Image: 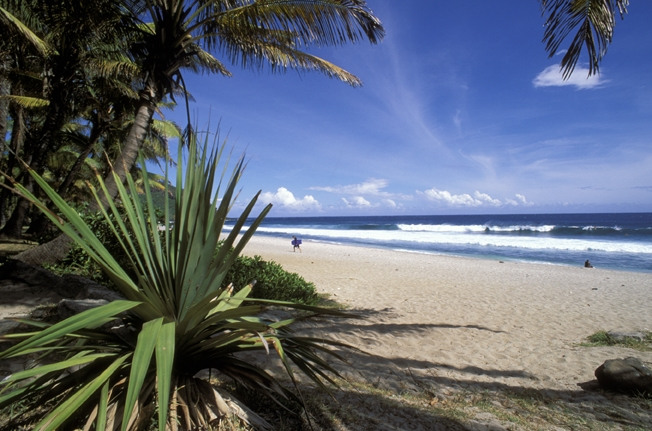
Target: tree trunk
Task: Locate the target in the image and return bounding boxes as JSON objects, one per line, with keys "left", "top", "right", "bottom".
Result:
{"left": 0, "top": 177, "right": 32, "bottom": 238}
{"left": 97, "top": 95, "right": 156, "bottom": 209}
{"left": 0, "top": 74, "right": 8, "bottom": 150}
{"left": 56, "top": 121, "right": 104, "bottom": 198}
{"left": 25, "top": 120, "right": 106, "bottom": 238}
{"left": 15, "top": 87, "right": 158, "bottom": 265}
{"left": 0, "top": 102, "right": 26, "bottom": 229}
{"left": 2, "top": 57, "right": 72, "bottom": 238}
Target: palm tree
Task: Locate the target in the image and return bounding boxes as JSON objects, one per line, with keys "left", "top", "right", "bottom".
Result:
{"left": 106, "top": 0, "right": 384, "bottom": 201}
{"left": 540, "top": 0, "right": 629, "bottom": 79}
{"left": 14, "top": 0, "right": 384, "bottom": 264}
{"left": 0, "top": 0, "right": 139, "bottom": 236}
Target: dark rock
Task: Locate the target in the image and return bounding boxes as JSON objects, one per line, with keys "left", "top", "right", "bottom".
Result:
{"left": 595, "top": 357, "right": 652, "bottom": 396}
{"left": 55, "top": 298, "right": 111, "bottom": 320}
{"left": 1, "top": 258, "right": 121, "bottom": 301}
{"left": 606, "top": 331, "right": 647, "bottom": 343}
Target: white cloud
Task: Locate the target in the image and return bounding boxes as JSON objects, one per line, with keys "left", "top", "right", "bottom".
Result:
{"left": 505, "top": 193, "right": 532, "bottom": 206}
{"left": 422, "top": 188, "right": 481, "bottom": 207}
{"left": 342, "top": 196, "right": 372, "bottom": 208}
{"left": 533, "top": 64, "right": 607, "bottom": 90}
{"left": 473, "top": 191, "right": 502, "bottom": 206}
{"left": 383, "top": 198, "right": 398, "bottom": 209}
{"left": 260, "top": 187, "right": 321, "bottom": 211}
{"left": 420, "top": 188, "right": 530, "bottom": 208}
{"left": 311, "top": 178, "right": 390, "bottom": 196}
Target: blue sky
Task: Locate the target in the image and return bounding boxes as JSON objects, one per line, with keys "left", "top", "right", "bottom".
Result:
{"left": 169, "top": 1, "right": 652, "bottom": 217}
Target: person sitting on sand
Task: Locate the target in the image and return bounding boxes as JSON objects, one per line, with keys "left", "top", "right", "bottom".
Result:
{"left": 584, "top": 259, "right": 593, "bottom": 268}
{"left": 291, "top": 236, "right": 302, "bottom": 252}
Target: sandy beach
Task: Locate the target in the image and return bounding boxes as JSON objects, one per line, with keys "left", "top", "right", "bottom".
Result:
{"left": 1, "top": 236, "right": 650, "bottom": 429}
{"left": 242, "top": 235, "right": 652, "bottom": 429}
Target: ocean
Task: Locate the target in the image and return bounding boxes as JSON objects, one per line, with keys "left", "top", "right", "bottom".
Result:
{"left": 247, "top": 213, "right": 652, "bottom": 273}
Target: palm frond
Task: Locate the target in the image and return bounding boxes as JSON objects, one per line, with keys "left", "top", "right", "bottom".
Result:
{"left": 0, "top": 94, "right": 49, "bottom": 109}
{"left": 204, "top": 0, "right": 384, "bottom": 48}
{"left": 541, "top": 0, "right": 629, "bottom": 79}
{"left": 0, "top": 6, "right": 54, "bottom": 57}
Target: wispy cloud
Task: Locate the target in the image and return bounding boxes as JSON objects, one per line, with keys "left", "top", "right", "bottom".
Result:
{"left": 311, "top": 178, "right": 392, "bottom": 196}
{"left": 260, "top": 187, "right": 321, "bottom": 212}
{"left": 310, "top": 179, "right": 408, "bottom": 211}
{"left": 533, "top": 64, "right": 607, "bottom": 89}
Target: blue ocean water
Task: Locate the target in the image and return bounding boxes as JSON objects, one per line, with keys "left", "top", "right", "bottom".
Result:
{"left": 248, "top": 213, "right": 652, "bottom": 273}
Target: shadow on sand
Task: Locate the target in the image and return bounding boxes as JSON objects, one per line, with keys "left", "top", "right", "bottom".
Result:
{"left": 292, "top": 307, "right": 652, "bottom": 430}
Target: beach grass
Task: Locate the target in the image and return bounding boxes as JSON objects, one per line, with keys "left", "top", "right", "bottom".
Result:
{"left": 582, "top": 331, "right": 652, "bottom": 351}
{"left": 283, "top": 375, "right": 652, "bottom": 430}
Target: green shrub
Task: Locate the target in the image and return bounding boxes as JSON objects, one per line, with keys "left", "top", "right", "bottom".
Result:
{"left": 2, "top": 137, "right": 351, "bottom": 430}
{"left": 225, "top": 254, "right": 319, "bottom": 305}
{"left": 584, "top": 330, "right": 652, "bottom": 351}
{"left": 47, "top": 204, "right": 163, "bottom": 284}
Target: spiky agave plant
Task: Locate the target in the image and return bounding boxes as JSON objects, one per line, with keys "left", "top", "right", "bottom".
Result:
{"left": 0, "top": 135, "right": 351, "bottom": 430}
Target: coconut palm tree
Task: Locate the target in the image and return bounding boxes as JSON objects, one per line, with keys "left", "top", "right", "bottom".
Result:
{"left": 540, "top": 0, "right": 629, "bottom": 79}
{"left": 13, "top": 0, "right": 383, "bottom": 263}
{"left": 0, "top": 0, "right": 139, "bottom": 236}
{"left": 107, "top": 0, "right": 384, "bottom": 196}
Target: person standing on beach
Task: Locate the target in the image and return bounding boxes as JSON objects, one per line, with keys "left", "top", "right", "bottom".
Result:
{"left": 291, "top": 236, "right": 302, "bottom": 252}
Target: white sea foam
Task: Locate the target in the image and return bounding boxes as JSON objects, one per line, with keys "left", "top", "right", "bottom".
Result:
{"left": 396, "top": 223, "right": 556, "bottom": 233}
{"left": 254, "top": 226, "right": 652, "bottom": 254}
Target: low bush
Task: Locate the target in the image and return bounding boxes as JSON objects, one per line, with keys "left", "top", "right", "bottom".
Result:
{"left": 584, "top": 330, "right": 652, "bottom": 351}
{"left": 224, "top": 254, "right": 319, "bottom": 305}
{"left": 51, "top": 216, "right": 317, "bottom": 306}
{"left": 47, "top": 205, "right": 161, "bottom": 284}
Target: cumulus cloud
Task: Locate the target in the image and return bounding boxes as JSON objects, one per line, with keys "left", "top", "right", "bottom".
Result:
{"left": 515, "top": 194, "right": 529, "bottom": 205}
{"left": 420, "top": 188, "right": 530, "bottom": 208}
{"left": 311, "top": 178, "right": 407, "bottom": 210}
{"left": 260, "top": 187, "right": 321, "bottom": 211}
{"left": 505, "top": 193, "right": 533, "bottom": 206}
{"left": 533, "top": 64, "right": 607, "bottom": 90}
{"left": 422, "top": 188, "right": 481, "bottom": 206}
{"left": 473, "top": 191, "right": 502, "bottom": 206}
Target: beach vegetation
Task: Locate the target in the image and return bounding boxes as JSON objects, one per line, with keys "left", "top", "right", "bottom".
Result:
{"left": 224, "top": 254, "right": 320, "bottom": 305}
{"left": 0, "top": 134, "right": 353, "bottom": 430}
{"left": 583, "top": 330, "right": 652, "bottom": 351}
{"left": 45, "top": 225, "right": 320, "bottom": 306}
{"left": 330, "top": 376, "right": 651, "bottom": 430}
{"left": 43, "top": 202, "right": 163, "bottom": 283}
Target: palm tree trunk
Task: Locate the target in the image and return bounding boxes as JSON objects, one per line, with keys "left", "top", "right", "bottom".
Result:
{"left": 2, "top": 63, "right": 73, "bottom": 238}
{"left": 15, "top": 87, "right": 158, "bottom": 265}
{"left": 0, "top": 105, "right": 27, "bottom": 235}
{"left": 0, "top": 175, "right": 32, "bottom": 238}
{"left": 0, "top": 75, "right": 8, "bottom": 150}
{"left": 57, "top": 119, "right": 106, "bottom": 198}
{"left": 98, "top": 91, "right": 157, "bottom": 208}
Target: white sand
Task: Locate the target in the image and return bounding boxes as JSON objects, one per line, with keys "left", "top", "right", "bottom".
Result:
{"left": 242, "top": 236, "right": 652, "bottom": 394}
